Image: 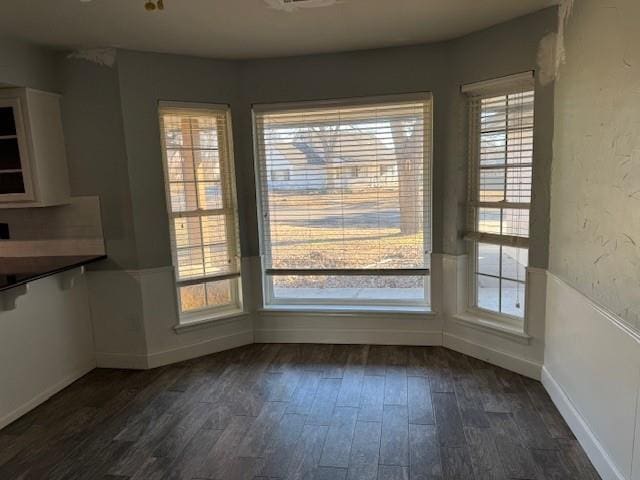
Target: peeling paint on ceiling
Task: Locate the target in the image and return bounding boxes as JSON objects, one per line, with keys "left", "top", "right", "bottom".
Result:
{"left": 264, "top": 0, "right": 338, "bottom": 12}
{"left": 67, "top": 48, "right": 117, "bottom": 67}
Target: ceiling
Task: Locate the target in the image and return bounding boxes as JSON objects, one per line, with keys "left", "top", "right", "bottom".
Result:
{"left": 1, "top": 0, "right": 557, "bottom": 59}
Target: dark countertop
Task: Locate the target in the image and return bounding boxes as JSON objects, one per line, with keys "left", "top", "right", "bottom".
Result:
{"left": 0, "top": 255, "right": 107, "bottom": 291}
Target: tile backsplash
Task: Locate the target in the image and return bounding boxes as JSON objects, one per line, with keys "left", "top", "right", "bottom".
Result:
{"left": 0, "top": 196, "right": 104, "bottom": 240}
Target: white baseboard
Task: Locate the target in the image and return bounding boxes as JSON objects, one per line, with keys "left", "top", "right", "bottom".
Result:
{"left": 443, "top": 332, "right": 542, "bottom": 379}
{"left": 95, "top": 351, "right": 150, "bottom": 369}
{"left": 95, "top": 330, "right": 254, "bottom": 370}
{"left": 542, "top": 366, "right": 625, "bottom": 480}
{"left": 0, "top": 363, "right": 94, "bottom": 430}
{"left": 255, "top": 328, "right": 442, "bottom": 345}
{"left": 146, "top": 330, "right": 254, "bottom": 368}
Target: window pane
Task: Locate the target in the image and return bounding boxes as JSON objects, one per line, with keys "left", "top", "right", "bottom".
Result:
{"left": 266, "top": 188, "right": 425, "bottom": 269}
{"left": 176, "top": 247, "right": 205, "bottom": 278}
{"left": 480, "top": 131, "right": 506, "bottom": 166}
{"left": 174, "top": 217, "right": 202, "bottom": 249}
{"left": 162, "top": 115, "right": 191, "bottom": 147}
{"left": 169, "top": 182, "right": 197, "bottom": 212}
{"left": 476, "top": 90, "right": 534, "bottom": 206}
{"left": 501, "top": 246, "right": 528, "bottom": 281}
{"left": 203, "top": 244, "right": 229, "bottom": 275}
{"left": 196, "top": 149, "right": 221, "bottom": 181}
{"left": 479, "top": 168, "right": 505, "bottom": 202}
{"left": 477, "top": 208, "right": 501, "bottom": 234}
{"left": 480, "top": 95, "right": 507, "bottom": 133}
{"left": 505, "top": 166, "right": 532, "bottom": 203}
{"left": 502, "top": 208, "right": 529, "bottom": 237}
{"left": 476, "top": 274, "right": 499, "bottom": 312}
{"left": 477, "top": 243, "right": 500, "bottom": 276}
{"left": 201, "top": 214, "right": 227, "bottom": 244}
{"left": 197, "top": 181, "right": 223, "bottom": 209}
{"left": 507, "top": 128, "right": 533, "bottom": 165}
{"left": 180, "top": 283, "right": 206, "bottom": 312}
{"left": 191, "top": 116, "right": 219, "bottom": 149}
{"left": 166, "top": 149, "right": 195, "bottom": 182}
{"left": 206, "top": 279, "right": 232, "bottom": 306}
{"left": 272, "top": 275, "right": 427, "bottom": 303}
{"left": 180, "top": 280, "right": 235, "bottom": 312}
{"left": 500, "top": 279, "right": 525, "bottom": 318}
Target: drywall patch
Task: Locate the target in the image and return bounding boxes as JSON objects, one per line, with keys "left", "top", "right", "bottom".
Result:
{"left": 555, "top": 0, "right": 575, "bottom": 67}
{"left": 556, "top": 0, "right": 575, "bottom": 70}
{"left": 537, "top": 0, "right": 574, "bottom": 84}
{"left": 537, "top": 32, "right": 558, "bottom": 86}
{"left": 67, "top": 48, "right": 116, "bottom": 67}
{"left": 264, "top": 0, "right": 337, "bottom": 12}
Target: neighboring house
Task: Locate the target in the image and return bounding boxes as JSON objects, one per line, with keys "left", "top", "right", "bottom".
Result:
{"left": 265, "top": 130, "right": 399, "bottom": 192}
{"left": 266, "top": 143, "right": 328, "bottom": 191}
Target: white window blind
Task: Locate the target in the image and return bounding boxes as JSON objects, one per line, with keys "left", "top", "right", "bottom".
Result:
{"left": 159, "top": 103, "right": 241, "bottom": 318}
{"left": 467, "top": 89, "right": 534, "bottom": 246}
{"left": 254, "top": 94, "right": 432, "bottom": 306}
{"left": 464, "top": 73, "right": 534, "bottom": 319}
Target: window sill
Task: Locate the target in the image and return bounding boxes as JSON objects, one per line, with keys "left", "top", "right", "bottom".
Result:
{"left": 259, "top": 304, "right": 434, "bottom": 317}
{"left": 451, "top": 311, "right": 531, "bottom": 344}
{"left": 174, "top": 308, "right": 248, "bottom": 334}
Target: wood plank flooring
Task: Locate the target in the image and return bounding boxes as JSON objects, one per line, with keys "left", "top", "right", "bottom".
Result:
{"left": 0, "top": 344, "right": 600, "bottom": 479}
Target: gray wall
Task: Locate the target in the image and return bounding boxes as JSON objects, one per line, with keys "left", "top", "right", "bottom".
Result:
{"left": 115, "top": 50, "right": 241, "bottom": 269}
{"left": 0, "top": 37, "right": 59, "bottom": 91}
{"left": 58, "top": 56, "right": 139, "bottom": 269}
{"left": 0, "top": 7, "right": 558, "bottom": 277}
{"left": 549, "top": 0, "right": 640, "bottom": 328}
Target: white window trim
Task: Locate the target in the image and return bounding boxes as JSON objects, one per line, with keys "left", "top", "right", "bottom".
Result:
{"left": 173, "top": 308, "right": 248, "bottom": 334}
{"left": 158, "top": 101, "right": 243, "bottom": 325}
{"left": 463, "top": 73, "right": 535, "bottom": 325}
{"left": 451, "top": 311, "right": 532, "bottom": 344}
{"left": 252, "top": 93, "right": 433, "bottom": 310}
{"left": 460, "top": 71, "right": 534, "bottom": 97}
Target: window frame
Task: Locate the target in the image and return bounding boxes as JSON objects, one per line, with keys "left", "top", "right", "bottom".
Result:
{"left": 158, "top": 101, "right": 243, "bottom": 324}
{"left": 463, "top": 73, "right": 534, "bottom": 323}
{"left": 467, "top": 241, "right": 528, "bottom": 326}
{"left": 252, "top": 93, "right": 433, "bottom": 310}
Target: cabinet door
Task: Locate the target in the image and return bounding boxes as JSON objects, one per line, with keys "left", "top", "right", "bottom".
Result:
{"left": 0, "top": 99, "right": 34, "bottom": 201}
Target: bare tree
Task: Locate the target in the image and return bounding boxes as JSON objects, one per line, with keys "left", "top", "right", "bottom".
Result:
{"left": 293, "top": 124, "right": 354, "bottom": 191}
{"left": 390, "top": 118, "right": 422, "bottom": 235}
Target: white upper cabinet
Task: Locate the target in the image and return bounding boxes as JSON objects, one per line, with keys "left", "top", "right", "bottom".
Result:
{"left": 0, "top": 88, "right": 70, "bottom": 208}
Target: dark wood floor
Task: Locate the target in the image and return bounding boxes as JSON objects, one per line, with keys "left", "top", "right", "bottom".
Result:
{"left": 0, "top": 344, "right": 599, "bottom": 480}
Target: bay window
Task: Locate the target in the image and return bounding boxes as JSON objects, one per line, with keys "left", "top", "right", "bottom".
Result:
{"left": 253, "top": 94, "right": 432, "bottom": 308}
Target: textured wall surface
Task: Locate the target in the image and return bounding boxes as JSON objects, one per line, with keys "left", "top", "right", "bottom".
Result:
{"left": 549, "top": 0, "right": 640, "bottom": 328}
